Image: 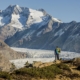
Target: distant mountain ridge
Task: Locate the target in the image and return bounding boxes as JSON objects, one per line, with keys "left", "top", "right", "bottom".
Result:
{"left": 0, "top": 5, "right": 80, "bottom": 52}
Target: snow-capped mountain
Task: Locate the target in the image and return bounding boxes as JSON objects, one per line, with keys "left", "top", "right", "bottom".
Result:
{"left": 0, "top": 5, "right": 61, "bottom": 28}
{"left": 0, "top": 5, "right": 61, "bottom": 40}
{"left": 0, "top": 5, "right": 80, "bottom": 53}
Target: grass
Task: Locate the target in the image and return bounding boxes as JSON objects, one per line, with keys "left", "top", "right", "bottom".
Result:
{"left": 0, "top": 71, "right": 12, "bottom": 80}
{"left": 56, "top": 63, "right": 71, "bottom": 71}
{"left": 0, "top": 63, "right": 73, "bottom": 80}
{"left": 15, "top": 64, "right": 63, "bottom": 79}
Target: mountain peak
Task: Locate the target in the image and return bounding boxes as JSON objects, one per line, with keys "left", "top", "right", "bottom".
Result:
{"left": 3, "top": 4, "right": 22, "bottom": 15}
{"left": 14, "top": 4, "right": 20, "bottom": 7}
{"left": 38, "top": 8, "right": 48, "bottom": 15}
{"left": 7, "top": 4, "right": 20, "bottom": 9}
{"left": 38, "top": 8, "right": 46, "bottom": 12}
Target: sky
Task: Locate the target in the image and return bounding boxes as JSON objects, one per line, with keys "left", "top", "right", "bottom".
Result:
{"left": 0, "top": 0, "right": 80, "bottom": 22}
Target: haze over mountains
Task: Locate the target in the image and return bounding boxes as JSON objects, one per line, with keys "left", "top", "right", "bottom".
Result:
{"left": 0, "top": 5, "right": 80, "bottom": 52}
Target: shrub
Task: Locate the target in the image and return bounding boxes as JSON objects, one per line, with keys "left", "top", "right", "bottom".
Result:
{"left": 15, "top": 64, "right": 62, "bottom": 79}
{"left": 10, "top": 63, "right": 16, "bottom": 72}
{"left": 77, "top": 65, "right": 80, "bottom": 70}
{"left": 0, "top": 71, "right": 12, "bottom": 80}
{"left": 25, "top": 61, "right": 29, "bottom": 66}
{"left": 56, "top": 63, "right": 71, "bottom": 71}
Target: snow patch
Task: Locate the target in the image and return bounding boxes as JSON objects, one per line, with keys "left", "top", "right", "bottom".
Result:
{"left": 0, "top": 16, "right": 4, "bottom": 26}
{"left": 54, "top": 29, "right": 64, "bottom": 36}
{"left": 36, "top": 30, "right": 42, "bottom": 36}
{"left": 52, "top": 18, "right": 62, "bottom": 23}
{"left": 37, "top": 15, "right": 50, "bottom": 29}
{"left": 26, "top": 8, "right": 44, "bottom": 26}
{"left": 11, "top": 14, "right": 26, "bottom": 29}
{"left": 14, "top": 5, "right": 22, "bottom": 12}
{"left": 29, "top": 8, "right": 43, "bottom": 23}
{"left": 22, "top": 30, "right": 35, "bottom": 39}
{"left": 69, "top": 34, "right": 79, "bottom": 39}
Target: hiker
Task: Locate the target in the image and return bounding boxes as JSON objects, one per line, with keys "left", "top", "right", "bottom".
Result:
{"left": 54, "top": 46, "right": 61, "bottom": 61}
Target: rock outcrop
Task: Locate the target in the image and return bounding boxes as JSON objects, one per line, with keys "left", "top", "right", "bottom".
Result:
{"left": 0, "top": 40, "right": 27, "bottom": 71}
{"left": 0, "top": 40, "right": 27, "bottom": 60}
{"left": 0, "top": 53, "right": 11, "bottom": 71}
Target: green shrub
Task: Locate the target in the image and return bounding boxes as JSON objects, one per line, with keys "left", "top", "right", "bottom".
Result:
{"left": 10, "top": 63, "right": 16, "bottom": 72}
{"left": 0, "top": 71, "right": 12, "bottom": 80}
{"left": 25, "top": 61, "right": 29, "bottom": 67}
{"left": 56, "top": 63, "right": 71, "bottom": 71}
{"left": 15, "top": 64, "right": 62, "bottom": 79}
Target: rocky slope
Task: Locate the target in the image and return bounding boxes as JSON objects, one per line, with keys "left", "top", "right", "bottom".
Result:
{"left": 0, "top": 40, "right": 27, "bottom": 60}
{"left": 0, "top": 40, "right": 27, "bottom": 72}
{"left": 0, "top": 53, "right": 11, "bottom": 71}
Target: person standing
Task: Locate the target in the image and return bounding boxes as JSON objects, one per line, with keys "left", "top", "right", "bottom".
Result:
{"left": 54, "top": 46, "right": 61, "bottom": 61}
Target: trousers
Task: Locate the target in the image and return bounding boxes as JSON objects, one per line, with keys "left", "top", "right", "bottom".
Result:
{"left": 55, "top": 53, "right": 59, "bottom": 60}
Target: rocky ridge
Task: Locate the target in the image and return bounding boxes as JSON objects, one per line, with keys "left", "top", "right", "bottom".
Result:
{"left": 0, "top": 40, "right": 27, "bottom": 71}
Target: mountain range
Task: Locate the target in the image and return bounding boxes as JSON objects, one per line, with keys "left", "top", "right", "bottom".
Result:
{"left": 0, "top": 5, "right": 80, "bottom": 52}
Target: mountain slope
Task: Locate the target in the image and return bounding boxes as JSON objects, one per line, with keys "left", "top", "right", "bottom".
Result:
{"left": 0, "top": 40, "right": 27, "bottom": 60}
{"left": 0, "top": 5, "right": 80, "bottom": 52}
{"left": 0, "top": 38, "right": 27, "bottom": 71}
{"left": 5, "top": 21, "right": 80, "bottom": 52}
{"left": 0, "top": 5, "right": 61, "bottom": 41}
{"left": 0, "top": 53, "right": 11, "bottom": 71}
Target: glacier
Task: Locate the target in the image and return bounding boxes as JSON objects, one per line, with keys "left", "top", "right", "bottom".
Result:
{"left": 10, "top": 47, "right": 80, "bottom": 69}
